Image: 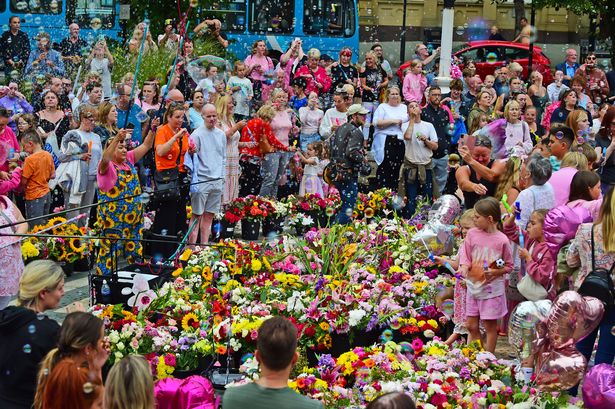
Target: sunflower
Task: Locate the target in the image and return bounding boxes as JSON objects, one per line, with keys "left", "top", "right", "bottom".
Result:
{"left": 103, "top": 218, "right": 116, "bottom": 229}
{"left": 124, "top": 212, "right": 137, "bottom": 224}
{"left": 368, "top": 200, "right": 376, "bottom": 208}
{"left": 123, "top": 228, "right": 131, "bottom": 237}
{"left": 365, "top": 207, "right": 375, "bottom": 218}
{"left": 107, "top": 202, "right": 117, "bottom": 213}
{"left": 181, "top": 313, "right": 199, "bottom": 331}
{"left": 69, "top": 238, "right": 86, "bottom": 253}
{"left": 126, "top": 241, "right": 136, "bottom": 252}
{"left": 106, "top": 186, "right": 120, "bottom": 199}
{"left": 357, "top": 203, "right": 365, "bottom": 211}
{"left": 105, "top": 258, "right": 113, "bottom": 269}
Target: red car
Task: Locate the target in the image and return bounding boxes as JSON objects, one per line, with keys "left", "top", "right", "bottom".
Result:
{"left": 397, "top": 41, "right": 553, "bottom": 84}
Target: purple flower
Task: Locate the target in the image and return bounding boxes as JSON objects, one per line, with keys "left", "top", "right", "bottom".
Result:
{"left": 459, "top": 367, "right": 471, "bottom": 380}
{"left": 318, "top": 354, "right": 335, "bottom": 368}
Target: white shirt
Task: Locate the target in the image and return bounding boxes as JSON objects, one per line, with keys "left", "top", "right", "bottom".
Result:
{"left": 371, "top": 103, "right": 409, "bottom": 165}
{"left": 401, "top": 120, "right": 438, "bottom": 165}
{"left": 319, "top": 108, "right": 347, "bottom": 139}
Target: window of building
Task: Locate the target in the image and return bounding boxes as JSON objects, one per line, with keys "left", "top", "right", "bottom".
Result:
{"left": 66, "top": 0, "right": 115, "bottom": 29}
{"left": 303, "top": 0, "right": 355, "bottom": 37}
{"left": 249, "top": 0, "right": 294, "bottom": 33}
{"left": 11, "top": 0, "right": 62, "bottom": 14}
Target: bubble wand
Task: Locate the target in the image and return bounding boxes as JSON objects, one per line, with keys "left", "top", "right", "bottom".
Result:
{"left": 122, "top": 17, "right": 150, "bottom": 128}
{"left": 419, "top": 235, "right": 456, "bottom": 276}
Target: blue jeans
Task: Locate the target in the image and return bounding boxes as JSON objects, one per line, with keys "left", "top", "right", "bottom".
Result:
{"left": 404, "top": 168, "right": 433, "bottom": 218}
{"left": 570, "top": 306, "right": 615, "bottom": 395}
{"left": 362, "top": 101, "right": 379, "bottom": 140}
{"left": 300, "top": 133, "right": 321, "bottom": 152}
{"left": 431, "top": 155, "right": 449, "bottom": 196}
{"left": 259, "top": 151, "right": 291, "bottom": 198}
{"left": 334, "top": 178, "right": 358, "bottom": 225}
{"left": 25, "top": 192, "right": 51, "bottom": 228}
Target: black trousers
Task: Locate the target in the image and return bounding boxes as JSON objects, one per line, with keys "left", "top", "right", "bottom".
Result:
{"left": 376, "top": 135, "right": 405, "bottom": 191}
{"left": 239, "top": 160, "right": 262, "bottom": 197}
{"left": 150, "top": 173, "right": 189, "bottom": 259}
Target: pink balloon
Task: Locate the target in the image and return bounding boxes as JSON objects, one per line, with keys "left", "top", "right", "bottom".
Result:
{"left": 546, "top": 291, "right": 604, "bottom": 349}
{"left": 535, "top": 345, "right": 586, "bottom": 391}
{"left": 582, "top": 364, "right": 615, "bottom": 409}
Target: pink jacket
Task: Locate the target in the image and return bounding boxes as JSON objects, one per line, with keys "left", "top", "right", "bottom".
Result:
{"left": 504, "top": 222, "right": 556, "bottom": 299}
{"left": 0, "top": 167, "right": 21, "bottom": 195}
{"left": 294, "top": 65, "right": 332, "bottom": 95}
{"left": 402, "top": 72, "right": 427, "bottom": 103}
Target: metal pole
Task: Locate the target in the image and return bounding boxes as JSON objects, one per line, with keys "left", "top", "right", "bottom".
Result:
{"left": 434, "top": 0, "right": 456, "bottom": 93}
{"left": 400, "top": 0, "right": 408, "bottom": 64}
{"left": 527, "top": 1, "right": 535, "bottom": 82}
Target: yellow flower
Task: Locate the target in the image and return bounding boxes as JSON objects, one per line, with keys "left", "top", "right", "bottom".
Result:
{"left": 251, "top": 259, "right": 262, "bottom": 272}
{"left": 364, "top": 207, "right": 375, "bottom": 218}
{"left": 21, "top": 241, "right": 40, "bottom": 259}
{"left": 171, "top": 267, "right": 184, "bottom": 277}
{"left": 368, "top": 200, "right": 376, "bottom": 208}
{"left": 106, "top": 186, "right": 120, "bottom": 199}
{"left": 263, "top": 257, "right": 271, "bottom": 270}
{"left": 319, "top": 322, "right": 330, "bottom": 331}
{"left": 357, "top": 203, "right": 365, "bottom": 211}
{"left": 181, "top": 312, "right": 199, "bottom": 331}
{"left": 179, "top": 248, "right": 192, "bottom": 261}
{"left": 69, "top": 238, "right": 86, "bottom": 253}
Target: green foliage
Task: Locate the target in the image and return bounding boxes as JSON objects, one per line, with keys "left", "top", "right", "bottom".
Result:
{"left": 109, "top": 37, "right": 222, "bottom": 87}
{"left": 532, "top": 0, "right": 596, "bottom": 15}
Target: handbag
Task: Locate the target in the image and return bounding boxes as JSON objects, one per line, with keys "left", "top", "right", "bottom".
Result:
{"left": 154, "top": 134, "right": 182, "bottom": 201}
{"left": 577, "top": 227, "right": 615, "bottom": 309}
{"left": 518, "top": 271, "right": 548, "bottom": 301}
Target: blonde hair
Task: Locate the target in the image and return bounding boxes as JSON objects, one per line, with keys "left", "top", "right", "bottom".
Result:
{"left": 105, "top": 355, "right": 154, "bottom": 409}
{"left": 495, "top": 156, "right": 522, "bottom": 200}
{"left": 560, "top": 151, "right": 588, "bottom": 170}
{"left": 599, "top": 188, "right": 615, "bottom": 252}
{"left": 460, "top": 209, "right": 476, "bottom": 226}
{"left": 503, "top": 100, "right": 520, "bottom": 121}
{"left": 17, "top": 260, "right": 64, "bottom": 308}
{"left": 215, "top": 94, "right": 234, "bottom": 124}
{"left": 385, "top": 86, "right": 401, "bottom": 101}
{"left": 565, "top": 109, "right": 589, "bottom": 149}
{"left": 341, "top": 84, "right": 355, "bottom": 95}
{"left": 232, "top": 60, "right": 246, "bottom": 75}
{"left": 307, "top": 48, "right": 321, "bottom": 59}
{"left": 256, "top": 104, "right": 276, "bottom": 122}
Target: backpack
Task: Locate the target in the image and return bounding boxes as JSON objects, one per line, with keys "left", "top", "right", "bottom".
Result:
{"left": 543, "top": 205, "right": 592, "bottom": 259}
{"left": 577, "top": 227, "right": 615, "bottom": 309}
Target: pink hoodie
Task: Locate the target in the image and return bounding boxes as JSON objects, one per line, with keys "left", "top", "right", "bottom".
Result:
{"left": 402, "top": 71, "right": 427, "bottom": 103}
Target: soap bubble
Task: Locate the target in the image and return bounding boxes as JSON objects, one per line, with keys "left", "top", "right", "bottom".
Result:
{"left": 391, "top": 195, "right": 404, "bottom": 210}
{"left": 455, "top": 26, "right": 465, "bottom": 36}
{"left": 139, "top": 192, "right": 150, "bottom": 205}
{"left": 36, "top": 313, "right": 45, "bottom": 320}
{"left": 23, "top": 344, "right": 32, "bottom": 354}
{"left": 189, "top": 0, "right": 198, "bottom": 7}
{"left": 441, "top": 299, "right": 454, "bottom": 318}
{"left": 135, "top": 110, "right": 149, "bottom": 123}
{"left": 28, "top": 324, "right": 36, "bottom": 334}
{"left": 24, "top": 14, "right": 33, "bottom": 24}
{"left": 34, "top": 16, "right": 42, "bottom": 25}
{"left": 486, "top": 52, "right": 498, "bottom": 64}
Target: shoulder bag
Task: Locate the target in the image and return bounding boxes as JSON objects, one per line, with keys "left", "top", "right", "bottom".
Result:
{"left": 154, "top": 134, "right": 182, "bottom": 201}
{"left": 577, "top": 226, "right": 615, "bottom": 309}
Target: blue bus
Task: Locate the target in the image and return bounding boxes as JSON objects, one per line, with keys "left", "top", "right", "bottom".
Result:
{"left": 212, "top": 0, "right": 359, "bottom": 62}
{"left": 0, "top": 0, "right": 121, "bottom": 43}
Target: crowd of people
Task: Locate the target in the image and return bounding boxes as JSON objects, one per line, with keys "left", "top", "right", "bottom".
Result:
{"left": 0, "top": 14, "right": 614, "bottom": 409}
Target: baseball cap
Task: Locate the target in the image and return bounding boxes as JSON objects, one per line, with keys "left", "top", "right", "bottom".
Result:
{"left": 347, "top": 104, "right": 369, "bottom": 116}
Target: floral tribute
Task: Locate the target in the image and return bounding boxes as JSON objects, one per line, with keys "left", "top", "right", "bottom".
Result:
{"left": 21, "top": 217, "right": 92, "bottom": 263}
{"left": 85, "top": 206, "right": 578, "bottom": 407}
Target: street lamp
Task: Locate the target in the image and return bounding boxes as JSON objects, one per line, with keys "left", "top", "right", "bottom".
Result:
{"left": 400, "top": 0, "right": 408, "bottom": 64}
{"left": 434, "top": 0, "right": 456, "bottom": 93}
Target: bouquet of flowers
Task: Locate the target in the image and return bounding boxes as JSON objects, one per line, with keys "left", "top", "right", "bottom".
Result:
{"left": 21, "top": 217, "right": 92, "bottom": 264}
{"left": 353, "top": 188, "right": 395, "bottom": 219}
{"left": 223, "top": 195, "right": 276, "bottom": 223}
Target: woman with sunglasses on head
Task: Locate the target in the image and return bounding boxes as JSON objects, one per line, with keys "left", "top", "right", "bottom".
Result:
{"left": 329, "top": 47, "right": 359, "bottom": 95}
{"left": 596, "top": 106, "right": 615, "bottom": 195}
{"left": 456, "top": 135, "right": 506, "bottom": 209}
{"left": 150, "top": 102, "right": 191, "bottom": 258}
{"left": 550, "top": 89, "right": 579, "bottom": 125}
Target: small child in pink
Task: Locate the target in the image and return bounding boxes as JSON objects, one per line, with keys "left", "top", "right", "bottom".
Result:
{"left": 458, "top": 197, "right": 513, "bottom": 353}
{"left": 402, "top": 60, "right": 427, "bottom": 104}
{"left": 436, "top": 209, "right": 476, "bottom": 346}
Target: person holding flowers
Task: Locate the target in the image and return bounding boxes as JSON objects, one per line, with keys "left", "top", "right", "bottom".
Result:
{"left": 457, "top": 197, "right": 513, "bottom": 353}
{"left": 95, "top": 124, "right": 155, "bottom": 276}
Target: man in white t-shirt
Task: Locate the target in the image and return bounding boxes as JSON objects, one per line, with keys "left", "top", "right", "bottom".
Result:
{"left": 399, "top": 101, "right": 438, "bottom": 217}
{"left": 319, "top": 92, "right": 348, "bottom": 140}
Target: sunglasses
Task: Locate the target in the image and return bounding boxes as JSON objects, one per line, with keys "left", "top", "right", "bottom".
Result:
{"left": 475, "top": 138, "right": 492, "bottom": 148}
{"left": 587, "top": 56, "right": 596, "bottom": 61}
{"left": 340, "top": 51, "right": 352, "bottom": 57}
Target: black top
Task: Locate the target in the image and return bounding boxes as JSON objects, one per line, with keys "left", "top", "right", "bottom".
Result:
{"left": 596, "top": 135, "right": 615, "bottom": 184}
{"left": 464, "top": 160, "right": 498, "bottom": 209}
{"left": 360, "top": 66, "right": 387, "bottom": 103}
{"left": 489, "top": 33, "right": 506, "bottom": 41}
{"left": 56, "top": 37, "right": 88, "bottom": 57}
{"left": 0, "top": 30, "right": 31, "bottom": 66}
{"left": 330, "top": 64, "right": 358, "bottom": 93}
{"left": 421, "top": 104, "right": 451, "bottom": 159}
{"left": 0, "top": 306, "right": 60, "bottom": 409}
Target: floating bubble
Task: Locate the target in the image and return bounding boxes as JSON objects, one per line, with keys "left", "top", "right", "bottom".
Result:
{"left": 34, "top": 16, "right": 42, "bottom": 25}
{"left": 189, "top": 0, "right": 198, "bottom": 7}
{"left": 135, "top": 110, "right": 149, "bottom": 123}
{"left": 160, "top": 229, "right": 168, "bottom": 236}
{"left": 36, "top": 313, "right": 45, "bottom": 320}
{"left": 441, "top": 299, "right": 454, "bottom": 318}
{"left": 391, "top": 195, "right": 404, "bottom": 210}
{"left": 455, "top": 26, "right": 465, "bottom": 36}
{"left": 399, "top": 341, "right": 412, "bottom": 353}
{"left": 345, "top": 208, "right": 353, "bottom": 217}
{"left": 23, "top": 344, "right": 32, "bottom": 354}
{"left": 24, "top": 14, "right": 33, "bottom": 24}
{"left": 139, "top": 192, "right": 150, "bottom": 205}
{"left": 380, "top": 329, "right": 394, "bottom": 342}
{"left": 486, "top": 52, "right": 498, "bottom": 64}
{"left": 10, "top": 70, "right": 19, "bottom": 80}
{"left": 1, "top": 25, "right": 8, "bottom": 32}
{"left": 28, "top": 324, "right": 36, "bottom": 334}
{"left": 90, "top": 18, "right": 102, "bottom": 31}
{"left": 50, "top": 0, "right": 58, "bottom": 12}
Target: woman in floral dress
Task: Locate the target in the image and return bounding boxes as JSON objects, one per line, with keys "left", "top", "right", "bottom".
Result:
{"left": 216, "top": 94, "right": 247, "bottom": 204}
{"left": 95, "top": 125, "right": 155, "bottom": 276}
{"left": 0, "top": 194, "right": 28, "bottom": 309}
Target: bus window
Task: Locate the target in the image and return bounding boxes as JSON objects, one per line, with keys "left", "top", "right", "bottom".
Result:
{"left": 304, "top": 0, "right": 354, "bottom": 37}
{"left": 211, "top": 0, "right": 246, "bottom": 32}
{"left": 67, "top": 0, "right": 116, "bottom": 30}
{"left": 11, "top": 0, "right": 62, "bottom": 14}
{"left": 249, "top": 0, "right": 294, "bottom": 33}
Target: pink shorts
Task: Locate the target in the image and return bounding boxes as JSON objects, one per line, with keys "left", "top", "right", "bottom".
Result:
{"left": 465, "top": 293, "right": 508, "bottom": 320}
